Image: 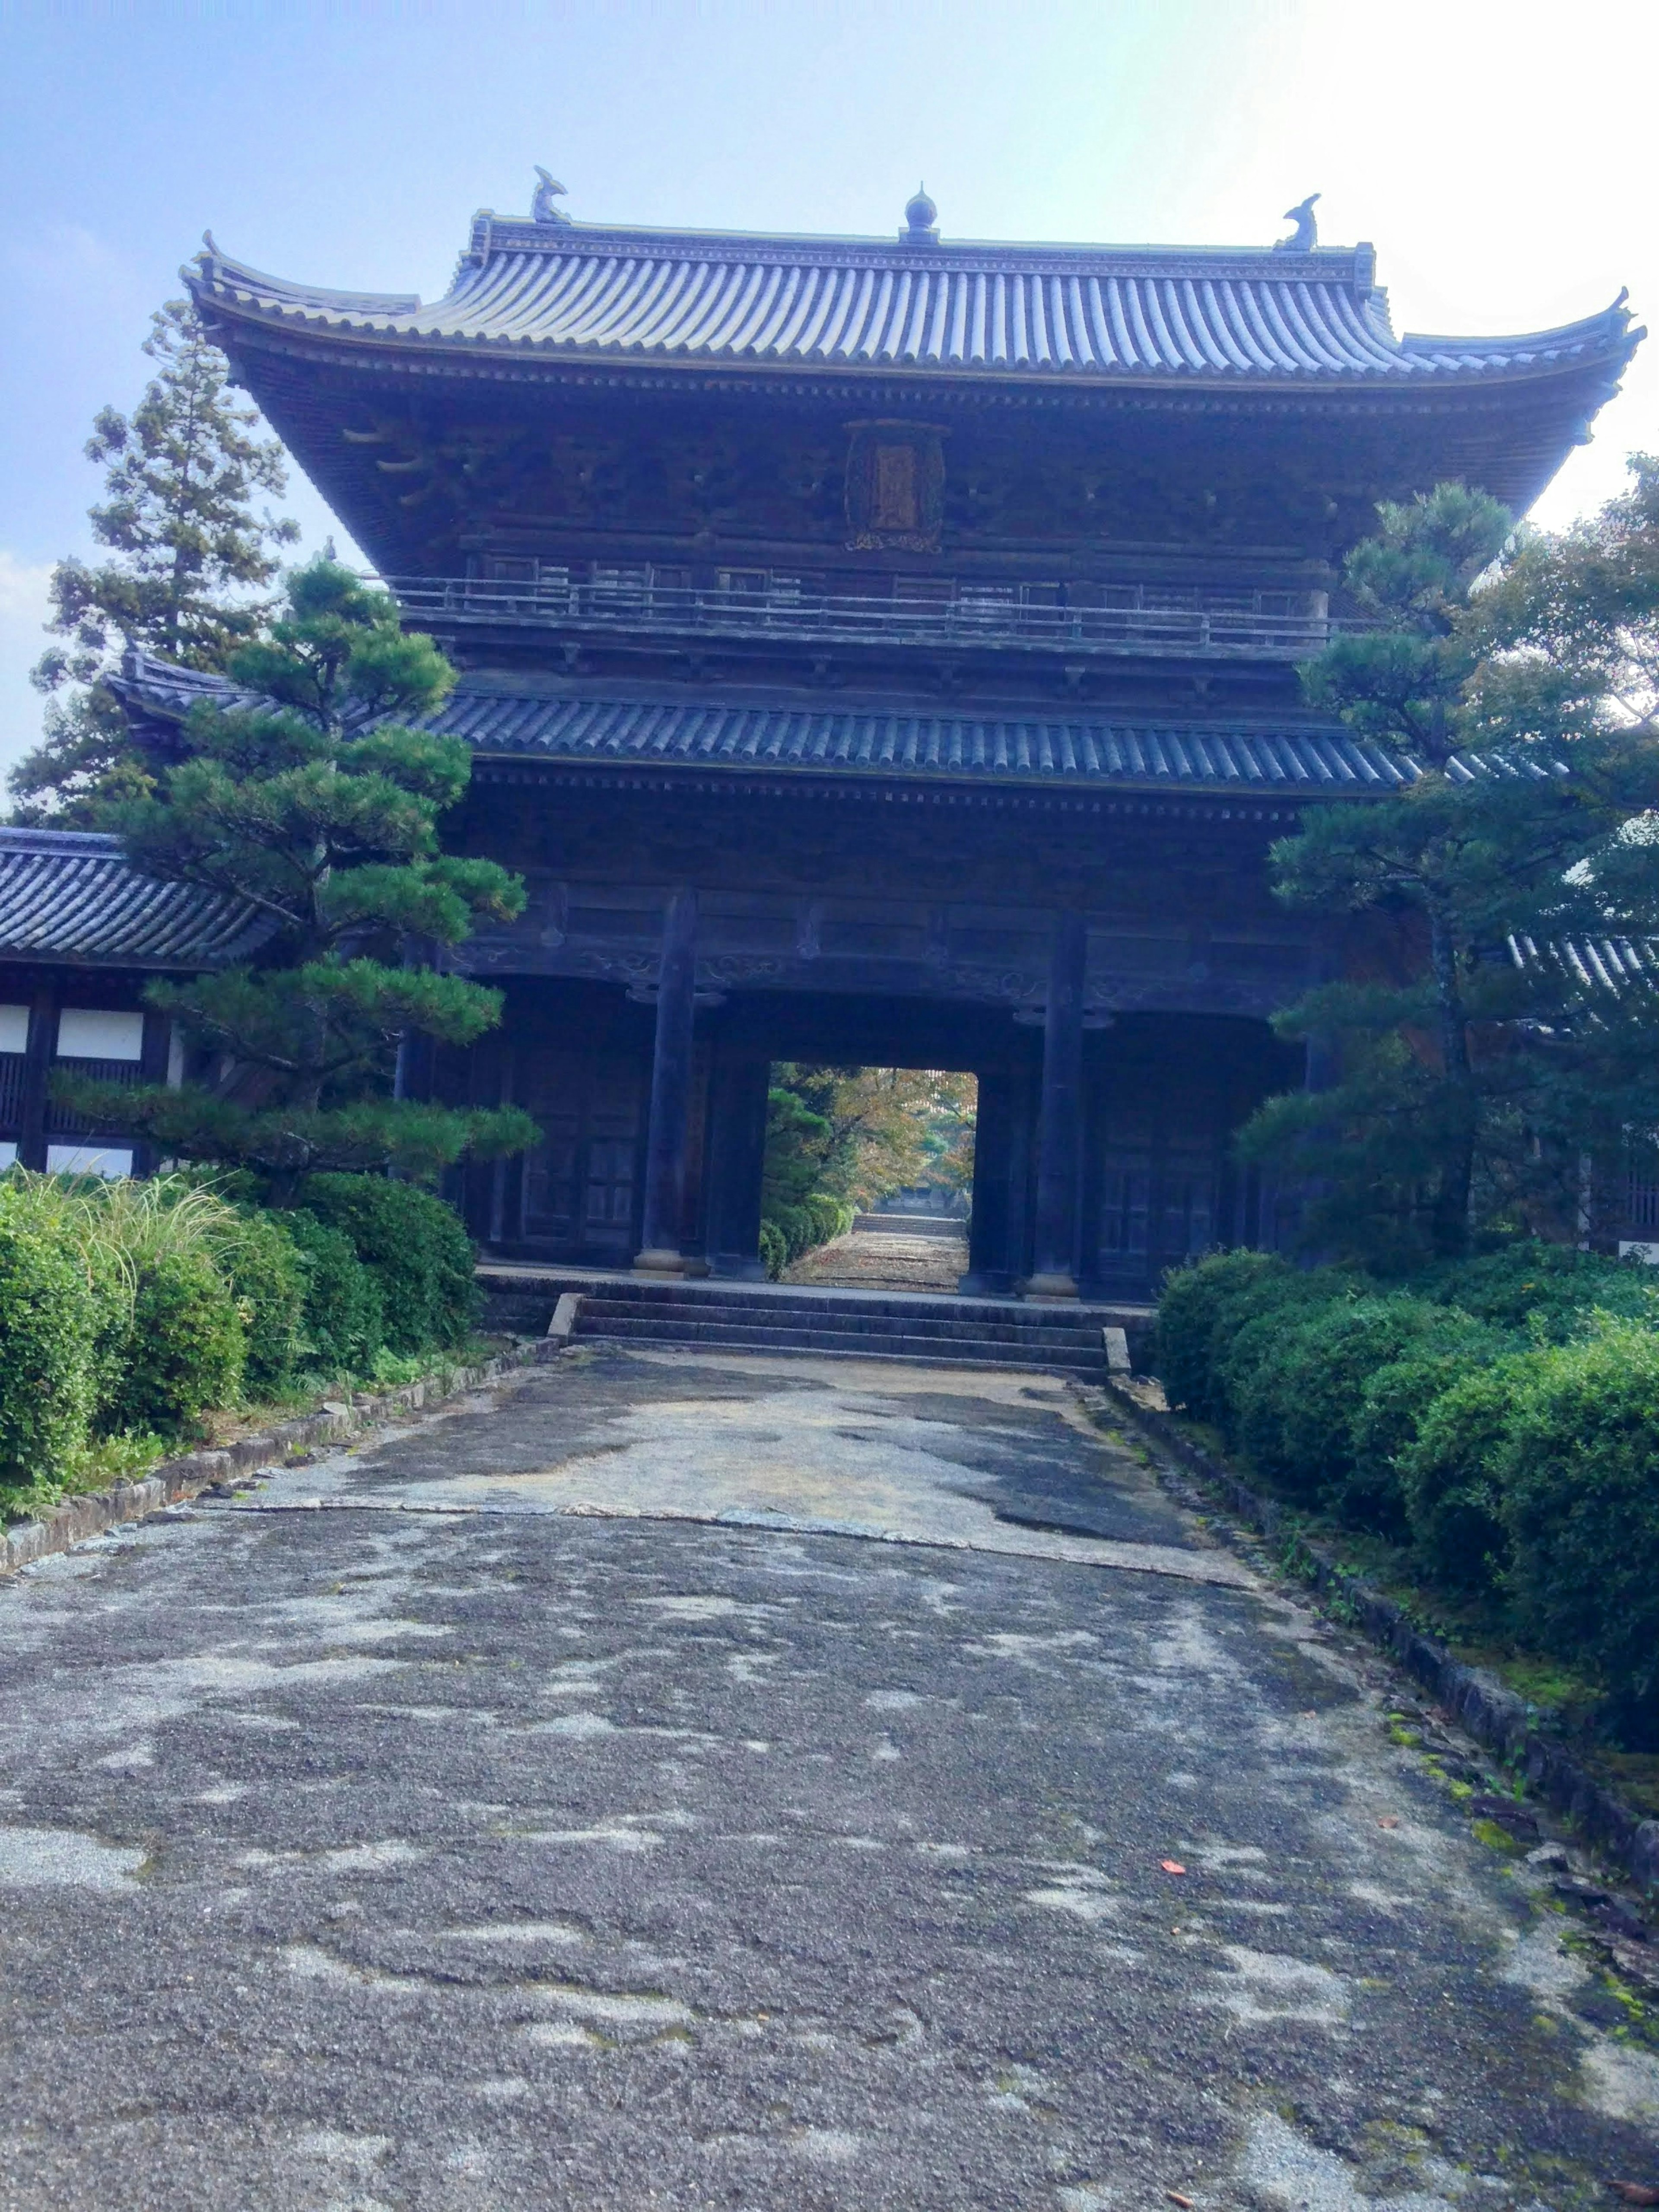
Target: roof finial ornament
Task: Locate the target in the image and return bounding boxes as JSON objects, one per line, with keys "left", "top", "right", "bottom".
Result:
{"left": 531, "top": 167, "right": 572, "bottom": 226}
{"left": 902, "top": 183, "right": 939, "bottom": 245}
{"left": 1273, "top": 193, "right": 1320, "bottom": 252}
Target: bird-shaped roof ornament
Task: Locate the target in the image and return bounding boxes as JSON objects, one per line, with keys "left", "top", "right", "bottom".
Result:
{"left": 1273, "top": 194, "right": 1320, "bottom": 252}
{"left": 531, "top": 167, "right": 572, "bottom": 226}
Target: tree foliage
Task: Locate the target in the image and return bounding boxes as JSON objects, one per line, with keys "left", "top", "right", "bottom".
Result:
{"left": 12, "top": 299, "right": 298, "bottom": 823}
{"left": 60, "top": 559, "right": 538, "bottom": 1195}
{"left": 1239, "top": 474, "right": 1659, "bottom": 1267}
{"left": 765, "top": 1065, "right": 976, "bottom": 1211}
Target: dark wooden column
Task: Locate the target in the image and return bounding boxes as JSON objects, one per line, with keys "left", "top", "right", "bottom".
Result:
{"left": 131, "top": 1007, "right": 172, "bottom": 1178}
{"left": 705, "top": 1049, "right": 771, "bottom": 1280}
{"left": 1026, "top": 911, "right": 1086, "bottom": 1299}
{"left": 635, "top": 886, "right": 699, "bottom": 1274}
{"left": 17, "top": 979, "right": 58, "bottom": 1172}
{"left": 959, "top": 1068, "right": 1014, "bottom": 1294}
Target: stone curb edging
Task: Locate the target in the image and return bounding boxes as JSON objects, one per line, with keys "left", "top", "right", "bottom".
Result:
{"left": 1093, "top": 1376, "right": 1659, "bottom": 1900}
{"left": 0, "top": 1340, "right": 559, "bottom": 1577}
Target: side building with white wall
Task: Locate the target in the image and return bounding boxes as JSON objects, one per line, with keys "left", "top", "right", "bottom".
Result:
{"left": 0, "top": 827, "right": 264, "bottom": 1177}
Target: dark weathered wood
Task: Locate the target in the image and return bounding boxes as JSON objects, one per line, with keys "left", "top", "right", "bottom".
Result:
{"left": 1028, "top": 913, "right": 1087, "bottom": 1298}
{"left": 704, "top": 1050, "right": 772, "bottom": 1280}
{"left": 17, "top": 980, "right": 57, "bottom": 1172}
{"left": 636, "top": 887, "right": 700, "bottom": 1273}
{"left": 961, "top": 1067, "right": 1015, "bottom": 1294}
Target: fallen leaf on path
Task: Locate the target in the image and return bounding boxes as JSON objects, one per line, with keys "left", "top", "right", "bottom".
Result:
{"left": 1160, "top": 1860, "right": 1187, "bottom": 1875}
{"left": 1377, "top": 1816, "right": 1400, "bottom": 1829}
{"left": 1609, "top": 2186, "right": 1659, "bottom": 2206}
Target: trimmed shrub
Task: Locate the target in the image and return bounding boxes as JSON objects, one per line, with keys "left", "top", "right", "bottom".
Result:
{"left": 1234, "top": 1294, "right": 1446, "bottom": 1515}
{"left": 1215, "top": 1269, "right": 1354, "bottom": 1464}
{"left": 1498, "top": 1321, "right": 1659, "bottom": 1740}
{"left": 101, "top": 1249, "right": 246, "bottom": 1443}
{"left": 758, "top": 1220, "right": 788, "bottom": 1281}
{"left": 764, "top": 1195, "right": 853, "bottom": 1265}
{"left": 0, "top": 1213, "right": 98, "bottom": 1498}
{"left": 1396, "top": 1354, "right": 1532, "bottom": 1589}
{"left": 1154, "top": 1249, "right": 1286, "bottom": 1422}
{"left": 1344, "top": 1311, "right": 1509, "bottom": 1536}
{"left": 1425, "top": 1240, "right": 1659, "bottom": 1340}
{"left": 296, "top": 1175, "right": 476, "bottom": 1353}
{"left": 221, "top": 1211, "right": 308, "bottom": 1398}
{"left": 283, "top": 1211, "right": 386, "bottom": 1375}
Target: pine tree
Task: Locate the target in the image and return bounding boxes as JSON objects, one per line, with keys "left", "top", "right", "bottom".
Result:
{"left": 1238, "top": 480, "right": 1659, "bottom": 1266}
{"left": 12, "top": 299, "right": 298, "bottom": 823}
{"left": 58, "top": 560, "right": 538, "bottom": 1198}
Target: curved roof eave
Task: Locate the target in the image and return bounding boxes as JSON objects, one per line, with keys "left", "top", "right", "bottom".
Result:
{"left": 186, "top": 234, "right": 1641, "bottom": 395}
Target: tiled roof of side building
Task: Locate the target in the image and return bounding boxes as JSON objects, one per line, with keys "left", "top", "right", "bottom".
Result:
{"left": 0, "top": 829, "right": 269, "bottom": 968}
{"left": 188, "top": 221, "right": 1640, "bottom": 389}
{"left": 1509, "top": 932, "right": 1659, "bottom": 998}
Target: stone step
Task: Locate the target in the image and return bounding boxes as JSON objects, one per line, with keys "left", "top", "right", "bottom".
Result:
{"left": 851, "top": 1212, "right": 967, "bottom": 1239}
{"left": 569, "top": 1311, "right": 1107, "bottom": 1372}
{"left": 573, "top": 1294, "right": 1104, "bottom": 1348}
{"left": 556, "top": 1278, "right": 1109, "bottom": 1328}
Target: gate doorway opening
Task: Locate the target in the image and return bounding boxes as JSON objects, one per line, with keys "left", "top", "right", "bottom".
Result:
{"left": 761, "top": 1065, "right": 976, "bottom": 1292}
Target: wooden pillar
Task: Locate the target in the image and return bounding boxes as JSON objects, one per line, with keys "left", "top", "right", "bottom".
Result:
{"left": 17, "top": 979, "right": 58, "bottom": 1172}
{"left": 705, "top": 1050, "right": 771, "bottom": 1280}
{"left": 959, "top": 1068, "right": 1014, "bottom": 1294}
{"left": 635, "top": 886, "right": 699, "bottom": 1274}
{"left": 131, "top": 1007, "right": 171, "bottom": 1178}
{"left": 1026, "top": 912, "right": 1086, "bottom": 1300}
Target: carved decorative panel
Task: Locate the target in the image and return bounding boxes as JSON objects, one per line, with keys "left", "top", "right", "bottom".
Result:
{"left": 843, "top": 421, "right": 946, "bottom": 551}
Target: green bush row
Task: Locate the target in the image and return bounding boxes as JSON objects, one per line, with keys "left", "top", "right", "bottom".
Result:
{"left": 760, "top": 1194, "right": 856, "bottom": 1277}
{"left": 1154, "top": 1244, "right": 1659, "bottom": 1740}
{"left": 0, "top": 1170, "right": 480, "bottom": 1516}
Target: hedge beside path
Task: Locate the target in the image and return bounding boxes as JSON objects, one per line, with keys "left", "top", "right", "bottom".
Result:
{"left": 1094, "top": 1371, "right": 1659, "bottom": 1900}
{"left": 1151, "top": 1246, "right": 1659, "bottom": 1749}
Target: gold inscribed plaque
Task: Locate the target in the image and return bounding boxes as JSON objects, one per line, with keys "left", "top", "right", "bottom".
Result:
{"left": 871, "top": 443, "right": 919, "bottom": 532}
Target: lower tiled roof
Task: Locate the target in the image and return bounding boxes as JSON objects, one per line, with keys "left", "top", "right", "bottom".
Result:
{"left": 433, "top": 687, "right": 1407, "bottom": 794}
{"left": 0, "top": 829, "right": 268, "bottom": 967}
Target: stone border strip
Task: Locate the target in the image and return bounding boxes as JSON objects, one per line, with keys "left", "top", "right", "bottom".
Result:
{"left": 0, "top": 1340, "right": 556, "bottom": 1577}
{"left": 1091, "top": 1375, "right": 1659, "bottom": 1899}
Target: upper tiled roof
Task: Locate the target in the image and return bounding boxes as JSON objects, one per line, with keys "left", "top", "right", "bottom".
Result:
{"left": 189, "top": 220, "right": 1639, "bottom": 389}
{"left": 0, "top": 829, "right": 268, "bottom": 968}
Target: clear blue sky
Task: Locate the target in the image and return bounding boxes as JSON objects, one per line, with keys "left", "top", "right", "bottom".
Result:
{"left": 3, "top": 0, "right": 1656, "bottom": 774}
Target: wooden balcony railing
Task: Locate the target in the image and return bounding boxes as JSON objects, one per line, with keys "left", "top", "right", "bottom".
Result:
{"left": 388, "top": 571, "right": 1357, "bottom": 664}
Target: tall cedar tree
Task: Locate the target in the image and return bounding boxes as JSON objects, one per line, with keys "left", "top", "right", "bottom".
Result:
{"left": 1238, "top": 478, "right": 1659, "bottom": 1266}
{"left": 59, "top": 560, "right": 539, "bottom": 1198}
{"left": 13, "top": 299, "right": 297, "bottom": 823}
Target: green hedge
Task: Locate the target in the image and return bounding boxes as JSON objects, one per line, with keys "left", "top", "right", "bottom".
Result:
{"left": 0, "top": 1214, "right": 98, "bottom": 1492}
{"left": 1499, "top": 1322, "right": 1659, "bottom": 1735}
{"left": 1154, "top": 1246, "right": 1659, "bottom": 1742}
{"left": 296, "top": 1176, "right": 477, "bottom": 1353}
{"left": 0, "top": 1168, "right": 480, "bottom": 1517}
{"left": 219, "top": 1210, "right": 308, "bottom": 1398}
{"left": 283, "top": 1211, "right": 386, "bottom": 1375}
{"left": 102, "top": 1249, "right": 247, "bottom": 1443}
{"left": 762, "top": 1193, "right": 855, "bottom": 1271}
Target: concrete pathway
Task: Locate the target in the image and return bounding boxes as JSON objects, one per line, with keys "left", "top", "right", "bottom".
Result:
{"left": 0, "top": 1346, "right": 1655, "bottom": 2210}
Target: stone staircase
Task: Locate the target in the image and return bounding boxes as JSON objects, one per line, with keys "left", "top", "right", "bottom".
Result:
{"left": 479, "top": 1269, "right": 1149, "bottom": 1377}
